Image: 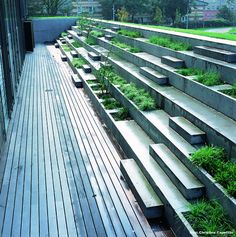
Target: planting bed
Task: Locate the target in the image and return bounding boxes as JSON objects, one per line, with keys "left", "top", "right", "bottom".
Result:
{"left": 55, "top": 20, "right": 236, "bottom": 237}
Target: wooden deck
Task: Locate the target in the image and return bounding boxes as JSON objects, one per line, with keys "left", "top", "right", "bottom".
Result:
{"left": 0, "top": 45, "right": 173, "bottom": 237}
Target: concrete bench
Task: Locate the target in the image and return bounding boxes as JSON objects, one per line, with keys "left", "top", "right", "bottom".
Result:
{"left": 61, "top": 54, "right": 67, "bottom": 62}
{"left": 111, "top": 26, "right": 120, "bottom": 32}
{"left": 61, "top": 39, "right": 66, "bottom": 44}
{"left": 120, "top": 159, "right": 164, "bottom": 219}
{"left": 140, "top": 67, "right": 168, "bottom": 85}
{"left": 67, "top": 34, "right": 73, "bottom": 39}
{"left": 54, "top": 43, "right": 59, "bottom": 48}
{"left": 88, "top": 52, "right": 101, "bottom": 61}
{"left": 161, "top": 56, "right": 184, "bottom": 69}
{"left": 71, "top": 74, "right": 83, "bottom": 88}
{"left": 105, "top": 35, "right": 114, "bottom": 41}
{"left": 169, "top": 116, "right": 206, "bottom": 145}
{"left": 70, "top": 50, "right": 78, "bottom": 58}
{"left": 194, "top": 46, "right": 236, "bottom": 63}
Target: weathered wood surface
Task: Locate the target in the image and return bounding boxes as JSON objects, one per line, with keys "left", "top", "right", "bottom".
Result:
{"left": 0, "top": 44, "right": 173, "bottom": 237}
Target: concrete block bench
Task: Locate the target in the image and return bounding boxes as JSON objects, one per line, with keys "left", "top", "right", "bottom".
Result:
{"left": 194, "top": 46, "right": 236, "bottom": 63}
{"left": 88, "top": 52, "right": 101, "bottom": 61}
{"left": 111, "top": 26, "right": 120, "bottom": 32}
{"left": 105, "top": 35, "right": 114, "bottom": 41}
{"left": 61, "top": 54, "right": 67, "bottom": 62}
{"left": 82, "top": 65, "right": 92, "bottom": 74}
{"left": 54, "top": 43, "right": 59, "bottom": 48}
{"left": 71, "top": 74, "right": 83, "bottom": 88}
{"left": 70, "top": 50, "right": 78, "bottom": 58}
{"left": 140, "top": 67, "right": 168, "bottom": 85}
{"left": 161, "top": 56, "right": 184, "bottom": 69}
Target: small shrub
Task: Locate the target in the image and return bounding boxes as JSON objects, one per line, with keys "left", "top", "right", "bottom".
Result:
{"left": 191, "top": 146, "right": 236, "bottom": 198}
{"left": 61, "top": 45, "right": 71, "bottom": 52}
{"left": 220, "top": 83, "right": 236, "bottom": 99}
{"left": 71, "top": 58, "right": 86, "bottom": 68}
{"left": 185, "top": 200, "right": 236, "bottom": 235}
{"left": 113, "top": 107, "right": 129, "bottom": 121}
{"left": 118, "top": 29, "right": 142, "bottom": 38}
{"left": 149, "top": 36, "right": 192, "bottom": 51}
{"left": 85, "top": 36, "right": 96, "bottom": 45}
{"left": 176, "top": 68, "right": 203, "bottom": 76}
{"left": 196, "top": 71, "right": 221, "bottom": 86}
{"left": 61, "top": 32, "right": 68, "bottom": 37}
{"left": 102, "top": 98, "right": 122, "bottom": 110}
{"left": 91, "top": 30, "right": 105, "bottom": 38}
{"left": 71, "top": 41, "right": 82, "bottom": 48}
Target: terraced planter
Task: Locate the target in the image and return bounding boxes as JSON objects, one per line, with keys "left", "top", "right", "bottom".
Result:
{"left": 59, "top": 32, "right": 236, "bottom": 228}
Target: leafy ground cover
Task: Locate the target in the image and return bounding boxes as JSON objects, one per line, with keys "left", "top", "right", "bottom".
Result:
{"left": 118, "top": 29, "right": 143, "bottom": 38}
{"left": 149, "top": 36, "right": 192, "bottom": 51}
{"left": 85, "top": 36, "right": 97, "bottom": 45}
{"left": 91, "top": 30, "right": 105, "bottom": 38}
{"left": 71, "top": 58, "right": 86, "bottom": 68}
{"left": 71, "top": 41, "right": 82, "bottom": 48}
{"left": 220, "top": 84, "right": 236, "bottom": 99}
{"left": 185, "top": 200, "right": 236, "bottom": 236}
{"left": 111, "top": 39, "right": 142, "bottom": 53}
{"left": 191, "top": 146, "right": 236, "bottom": 198}
{"left": 61, "top": 44, "right": 71, "bottom": 52}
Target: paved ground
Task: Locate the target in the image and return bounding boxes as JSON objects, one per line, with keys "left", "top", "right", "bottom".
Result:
{"left": 0, "top": 44, "right": 173, "bottom": 237}
{"left": 205, "top": 27, "right": 233, "bottom": 33}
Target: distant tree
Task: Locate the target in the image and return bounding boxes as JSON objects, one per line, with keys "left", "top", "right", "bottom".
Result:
{"left": 153, "top": 6, "right": 163, "bottom": 24}
{"left": 43, "top": 0, "right": 72, "bottom": 16}
{"left": 175, "top": 8, "right": 182, "bottom": 24}
{"left": 117, "top": 7, "right": 129, "bottom": 22}
{"left": 217, "top": 5, "right": 233, "bottom": 22}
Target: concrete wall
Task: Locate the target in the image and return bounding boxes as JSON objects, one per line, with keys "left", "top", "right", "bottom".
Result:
{"left": 33, "top": 18, "right": 78, "bottom": 43}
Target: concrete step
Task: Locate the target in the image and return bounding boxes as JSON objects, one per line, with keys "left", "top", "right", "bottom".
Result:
{"left": 120, "top": 159, "right": 164, "bottom": 219}
{"left": 88, "top": 51, "right": 101, "bottom": 61}
{"left": 70, "top": 50, "right": 78, "bottom": 58}
{"left": 105, "top": 35, "right": 114, "bottom": 41}
{"left": 116, "top": 120, "right": 189, "bottom": 213}
{"left": 161, "top": 56, "right": 184, "bottom": 69}
{"left": 140, "top": 67, "right": 168, "bottom": 85}
{"left": 111, "top": 26, "right": 120, "bottom": 32}
{"left": 169, "top": 117, "right": 206, "bottom": 145}
{"left": 194, "top": 46, "right": 236, "bottom": 63}
{"left": 149, "top": 144, "right": 204, "bottom": 200}
{"left": 71, "top": 74, "right": 83, "bottom": 88}
{"left": 82, "top": 64, "right": 92, "bottom": 74}
{"left": 61, "top": 54, "right": 67, "bottom": 62}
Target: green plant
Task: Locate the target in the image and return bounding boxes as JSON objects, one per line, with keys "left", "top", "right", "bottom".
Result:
{"left": 102, "top": 98, "right": 122, "bottom": 110}
{"left": 61, "top": 32, "right": 68, "bottom": 37}
{"left": 117, "top": 7, "right": 129, "bottom": 22}
{"left": 149, "top": 36, "right": 192, "bottom": 51}
{"left": 191, "top": 146, "right": 236, "bottom": 197}
{"left": 196, "top": 71, "right": 221, "bottom": 86}
{"left": 113, "top": 107, "right": 129, "bottom": 121}
{"left": 176, "top": 68, "right": 204, "bottom": 76}
{"left": 91, "top": 30, "right": 105, "bottom": 38}
{"left": 71, "top": 58, "right": 86, "bottom": 69}
{"left": 71, "top": 41, "right": 82, "bottom": 48}
{"left": 220, "top": 83, "right": 236, "bottom": 99}
{"left": 61, "top": 45, "right": 71, "bottom": 52}
{"left": 111, "top": 39, "right": 141, "bottom": 53}
{"left": 185, "top": 200, "right": 236, "bottom": 235}
{"left": 118, "top": 29, "right": 142, "bottom": 38}
{"left": 85, "top": 36, "right": 96, "bottom": 45}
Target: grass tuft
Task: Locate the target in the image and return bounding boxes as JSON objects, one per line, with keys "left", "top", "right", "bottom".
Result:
{"left": 91, "top": 30, "right": 105, "bottom": 38}
{"left": 149, "top": 36, "right": 192, "bottom": 51}
{"left": 191, "top": 146, "right": 236, "bottom": 198}
{"left": 196, "top": 71, "right": 221, "bottom": 86}
{"left": 71, "top": 41, "right": 82, "bottom": 48}
{"left": 61, "top": 44, "right": 71, "bottom": 52}
{"left": 71, "top": 58, "right": 86, "bottom": 69}
{"left": 118, "top": 29, "right": 143, "bottom": 38}
{"left": 111, "top": 39, "right": 142, "bottom": 53}
{"left": 85, "top": 36, "right": 96, "bottom": 45}
{"left": 185, "top": 200, "right": 236, "bottom": 235}
{"left": 220, "top": 83, "right": 236, "bottom": 99}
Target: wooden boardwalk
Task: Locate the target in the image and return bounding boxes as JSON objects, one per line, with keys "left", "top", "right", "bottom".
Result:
{"left": 0, "top": 45, "right": 173, "bottom": 237}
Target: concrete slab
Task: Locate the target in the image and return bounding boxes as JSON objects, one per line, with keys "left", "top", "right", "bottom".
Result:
{"left": 161, "top": 56, "right": 184, "bottom": 69}
{"left": 120, "top": 159, "right": 164, "bottom": 219}
{"left": 150, "top": 144, "right": 204, "bottom": 200}
{"left": 169, "top": 117, "right": 206, "bottom": 145}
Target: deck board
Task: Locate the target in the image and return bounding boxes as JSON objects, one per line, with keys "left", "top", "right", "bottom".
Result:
{"left": 0, "top": 44, "right": 174, "bottom": 237}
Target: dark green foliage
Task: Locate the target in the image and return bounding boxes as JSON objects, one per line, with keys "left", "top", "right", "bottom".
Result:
{"left": 120, "top": 83, "right": 156, "bottom": 111}
{"left": 185, "top": 200, "right": 236, "bottom": 235}
{"left": 91, "top": 30, "right": 105, "bottom": 38}
{"left": 196, "top": 71, "right": 221, "bottom": 86}
{"left": 113, "top": 108, "right": 129, "bottom": 121}
{"left": 61, "top": 45, "right": 71, "bottom": 52}
{"left": 61, "top": 32, "right": 68, "bottom": 37}
{"left": 102, "top": 98, "right": 122, "bottom": 110}
{"left": 85, "top": 36, "right": 96, "bottom": 45}
{"left": 149, "top": 36, "right": 192, "bottom": 51}
{"left": 118, "top": 29, "right": 143, "bottom": 38}
{"left": 71, "top": 58, "right": 86, "bottom": 69}
{"left": 71, "top": 41, "right": 82, "bottom": 48}
{"left": 176, "top": 68, "right": 204, "bottom": 76}
{"left": 221, "top": 84, "right": 236, "bottom": 99}
{"left": 111, "top": 39, "right": 142, "bottom": 53}
{"left": 191, "top": 146, "right": 236, "bottom": 197}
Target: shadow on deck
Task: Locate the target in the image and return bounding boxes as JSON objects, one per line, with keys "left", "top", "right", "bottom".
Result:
{"left": 0, "top": 44, "right": 173, "bottom": 237}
